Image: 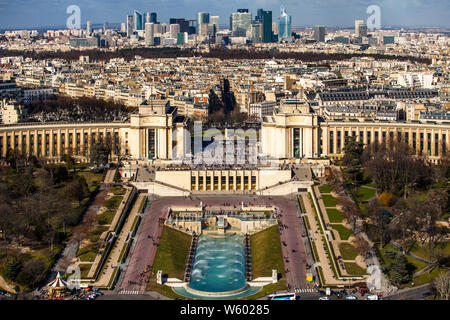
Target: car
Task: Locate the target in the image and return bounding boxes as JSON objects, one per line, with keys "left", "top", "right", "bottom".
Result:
{"left": 319, "top": 296, "right": 330, "bottom": 300}
{"left": 301, "top": 233, "right": 306, "bottom": 237}
{"left": 346, "top": 295, "right": 358, "bottom": 300}
{"left": 420, "top": 292, "right": 433, "bottom": 298}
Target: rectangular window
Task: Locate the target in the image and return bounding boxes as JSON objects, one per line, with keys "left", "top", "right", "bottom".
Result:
{"left": 420, "top": 133, "right": 424, "bottom": 152}
{"left": 435, "top": 134, "right": 439, "bottom": 157}
{"left": 337, "top": 131, "right": 341, "bottom": 152}
{"left": 293, "top": 128, "right": 300, "bottom": 158}
{"left": 148, "top": 129, "right": 155, "bottom": 159}
{"left": 329, "top": 131, "right": 334, "bottom": 154}
{"left": 427, "top": 133, "right": 431, "bottom": 156}
{"left": 443, "top": 134, "right": 447, "bottom": 153}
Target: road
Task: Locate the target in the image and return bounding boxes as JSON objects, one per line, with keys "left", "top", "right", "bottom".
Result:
{"left": 383, "top": 284, "right": 432, "bottom": 300}
{"left": 117, "top": 195, "right": 310, "bottom": 295}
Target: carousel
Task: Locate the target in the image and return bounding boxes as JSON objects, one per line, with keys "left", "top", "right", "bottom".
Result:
{"left": 46, "top": 272, "right": 72, "bottom": 299}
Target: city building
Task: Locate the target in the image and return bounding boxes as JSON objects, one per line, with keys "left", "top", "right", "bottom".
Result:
{"left": 231, "top": 10, "right": 252, "bottom": 38}
{"left": 126, "top": 15, "right": 133, "bottom": 37}
{"left": 278, "top": 6, "right": 292, "bottom": 41}
{"left": 314, "top": 25, "right": 325, "bottom": 42}
{"left": 197, "top": 12, "right": 210, "bottom": 35}
{"left": 134, "top": 10, "right": 143, "bottom": 31}
{"left": 145, "top": 22, "right": 155, "bottom": 46}
{"left": 86, "top": 21, "right": 92, "bottom": 35}
{"left": 355, "top": 20, "right": 367, "bottom": 37}
{"left": 261, "top": 10, "right": 272, "bottom": 43}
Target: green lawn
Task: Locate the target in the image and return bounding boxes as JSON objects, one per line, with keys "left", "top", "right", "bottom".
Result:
{"left": 96, "top": 210, "right": 117, "bottom": 225}
{"left": 111, "top": 185, "right": 126, "bottom": 196}
{"left": 152, "top": 226, "right": 192, "bottom": 280}
{"left": 105, "top": 196, "right": 123, "bottom": 210}
{"left": 77, "top": 244, "right": 99, "bottom": 262}
{"left": 339, "top": 243, "right": 359, "bottom": 260}
{"left": 319, "top": 185, "right": 334, "bottom": 194}
{"left": 87, "top": 226, "right": 109, "bottom": 243}
{"left": 326, "top": 208, "right": 345, "bottom": 223}
{"left": 355, "top": 186, "right": 377, "bottom": 202}
{"left": 321, "top": 194, "right": 337, "bottom": 207}
{"left": 146, "top": 281, "right": 187, "bottom": 300}
{"left": 77, "top": 171, "right": 103, "bottom": 192}
{"left": 331, "top": 224, "right": 352, "bottom": 240}
{"left": 78, "top": 263, "right": 93, "bottom": 278}
{"left": 377, "top": 243, "right": 429, "bottom": 274}
{"left": 410, "top": 268, "right": 447, "bottom": 287}
{"left": 250, "top": 225, "right": 285, "bottom": 279}
{"left": 241, "top": 279, "right": 287, "bottom": 300}
{"left": 343, "top": 262, "right": 366, "bottom": 276}
{"left": 410, "top": 242, "right": 450, "bottom": 262}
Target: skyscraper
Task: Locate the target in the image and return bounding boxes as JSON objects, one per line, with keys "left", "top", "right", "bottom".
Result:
{"left": 150, "top": 13, "right": 157, "bottom": 24}
{"left": 120, "top": 23, "right": 126, "bottom": 33}
{"left": 314, "top": 25, "right": 325, "bottom": 42}
{"left": 169, "top": 24, "right": 180, "bottom": 39}
{"left": 255, "top": 9, "right": 264, "bottom": 23}
{"left": 278, "top": 5, "right": 292, "bottom": 40}
{"left": 355, "top": 20, "right": 367, "bottom": 37}
{"left": 251, "top": 23, "right": 262, "bottom": 43}
{"left": 126, "top": 15, "right": 133, "bottom": 37}
{"left": 145, "top": 12, "right": 151, "bottom": 24}
{"left": 145, "top": 22, "right": 154, "bottom": 45}
{"left": 86, "top": 21, "right": 92, "bottom": 35}
{"left": 170, "top": 18, "right": 189, "bottom": 33}
{"left": 261, "top": 10, "right": 272, "bottom": 43}
{"left": 210, "top": 16, "right": 219, "bottom": 36}
{"left": 197, "top": 12, "right": 210, "bottom": 35}
{"left": 134, "top": 10, "right": 143, "bottom": 31}
{"left": 231, "top": 10, "right": 252, "bottom": 38}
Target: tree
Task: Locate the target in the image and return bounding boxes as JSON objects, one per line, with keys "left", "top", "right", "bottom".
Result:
{"left": 61, "top": 153, "right": 75, "bottom": 172}
{"left": 433, "top": 272, "right": 450, "bottom": 300}
{"left": 337, "top": 196, "right": 361, "bottom": 230}
{"left": 354, "top": 235, "right": 372, "bottom": 257}
{"left": 15, "top": 260, "right": 47, "bottom": 289}
{"left": 89, "top": 141, "right": 109, "bottom": 167}
{"left": 363, "top": 141, "right": 432, "bottom": 198}
{"left": 2, "top": 260, "right": 23, "bottom": 282}
{"left": 366, "top": 198, "right": 391, "bottom": 247}
{"left": 389, "top": 254, "right": 414, "bottom": 285}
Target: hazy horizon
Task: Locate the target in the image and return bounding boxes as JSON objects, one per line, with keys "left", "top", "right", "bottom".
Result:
{"left": 0, "top": 0, "right": 449, "bottom": 30}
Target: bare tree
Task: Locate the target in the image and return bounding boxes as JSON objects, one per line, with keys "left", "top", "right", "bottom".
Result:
{"left": 433, "top": 272, "right": 450, "bottom": 300}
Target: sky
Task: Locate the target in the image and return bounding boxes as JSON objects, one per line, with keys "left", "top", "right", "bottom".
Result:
{"left": 0, "top": 0, "right": 449, "bottom": 29}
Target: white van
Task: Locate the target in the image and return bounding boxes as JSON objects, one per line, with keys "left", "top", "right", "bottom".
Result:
{"left": 326, "top": 288, "right": 331, "bottom": 296}
{"left": 366, "top": 295, "right": 379, "bottom": 300}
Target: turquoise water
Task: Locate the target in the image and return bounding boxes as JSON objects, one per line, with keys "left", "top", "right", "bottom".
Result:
{"left": 173, "top": 285, "right": 260, "bottom": 300}
{"left": 188, "top": 234, "right": 247, "bottom": 294}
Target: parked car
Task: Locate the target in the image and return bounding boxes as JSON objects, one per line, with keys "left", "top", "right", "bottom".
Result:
{"left": 319, "top": 296, "right": 330, "bottom": 300}
{"left": 346, "top": 295, "right": 358, "bottom": 300}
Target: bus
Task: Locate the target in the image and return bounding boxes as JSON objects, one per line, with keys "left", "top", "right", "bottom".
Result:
{"left": 267, "top": 293, "right": 296, "bottom": 300}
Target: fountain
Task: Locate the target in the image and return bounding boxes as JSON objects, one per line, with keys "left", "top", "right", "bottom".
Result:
{"left": 185, "top": 234, "right": 248, "bottom": 296}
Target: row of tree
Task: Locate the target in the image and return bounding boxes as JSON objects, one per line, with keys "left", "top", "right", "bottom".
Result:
{"left": 0, "top": 47, "right": 431, "bottom": 64}
{"left": 26, "top": 96, "right": 129, "bottom": 122}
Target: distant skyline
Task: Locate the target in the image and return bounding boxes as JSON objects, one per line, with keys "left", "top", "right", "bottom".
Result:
{"left": 0, "top": 0, "right": 449, "bottom": 30}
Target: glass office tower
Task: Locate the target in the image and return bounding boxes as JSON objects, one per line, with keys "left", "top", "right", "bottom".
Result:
{"left": 134, "top": 10, "right": 143, "bottom": 31}
{"left": 278, "top": 6, "right": 291, "bottom": 40}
